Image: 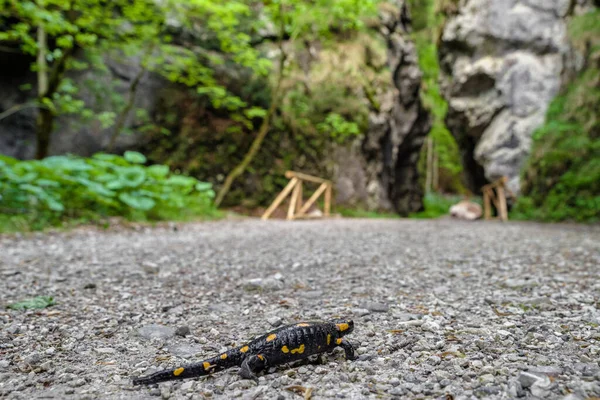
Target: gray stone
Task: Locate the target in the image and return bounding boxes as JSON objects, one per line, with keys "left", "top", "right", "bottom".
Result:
{"left": 530, "top": 376, "right": 553, "bottom": 398}
{"left": 6, "top": 324, "right": 20, "bottom": 335}
{"left": 138, "top": 325, "right": 176, "bottom": 341}
{"left": 168, "top": 344, "right": 204, "bottom": 358}
{"left": 95, "top": 347, "right": 116, "bottom": 354}
{"left": 361, "top": 302, "right": 389, "bottom": 313}
{"left": 528, "top": 365, "right": 563, "bottom": 377}
{"left": 266, "top": 317, "right": 283, "bottom": 327}
{"left": 68, "top": 378, "right": 86, "bottom": 388}
{"left": 175, "top": 326, "right": 191, "bottom": 337}
{"left": 180, "top": 381, "right": 194, "bottom": 391}
{"left": 518, "top": 371, "right": 544, "bottom": 388}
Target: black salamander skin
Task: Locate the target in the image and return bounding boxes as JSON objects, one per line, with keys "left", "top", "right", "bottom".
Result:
{"left": 132, "top": 319, "right": 356, "bottom": 385}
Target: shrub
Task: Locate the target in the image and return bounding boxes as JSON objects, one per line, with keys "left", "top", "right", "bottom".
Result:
{"left": 0, "top": 152, "right": 217, "bottom": 231}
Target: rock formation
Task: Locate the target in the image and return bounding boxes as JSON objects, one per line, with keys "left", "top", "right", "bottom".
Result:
{"left": 0, "top": 51, "right": 163, "bottom": 158}
{"left": 439, "top": 0, "right": 582, "bottom": 194}
{"left": 334, "top": 1, "right": 431, "bottom": 215}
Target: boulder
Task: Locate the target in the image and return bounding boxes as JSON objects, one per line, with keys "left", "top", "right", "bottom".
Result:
{"left": 450, "top": 200, "right": 483, "bottom": 220}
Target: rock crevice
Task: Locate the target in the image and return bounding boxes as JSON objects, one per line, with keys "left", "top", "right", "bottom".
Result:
{"left": 335, "top": 1, "right": 430, "bottom": 214}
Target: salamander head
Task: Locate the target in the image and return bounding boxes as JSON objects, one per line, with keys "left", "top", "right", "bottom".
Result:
{"left": 334, "top": 319, "right": 354, "bottom": 336}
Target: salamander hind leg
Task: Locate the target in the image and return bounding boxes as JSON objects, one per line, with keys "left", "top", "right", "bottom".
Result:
{"left": 238, "top": 355, "right": 267, "bottom": 383}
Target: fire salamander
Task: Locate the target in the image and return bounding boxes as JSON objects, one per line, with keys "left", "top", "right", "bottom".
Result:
{"left": 132, "top": 319, "right": 356, "bottom": 385}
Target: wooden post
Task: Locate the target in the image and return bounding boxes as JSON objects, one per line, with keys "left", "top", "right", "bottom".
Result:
{"left": 261, "top": 178, "right": 298, "bottom": 220}
{"left": 496, "top": 186, "right": 508, "bottom": 222}
{"left": 262, "top": 171, "right": 333, "bottom": 220}
{"left": 295, "top": 181, "right": 303, "bottom": 213}
{"left": 426, "top": 137, "right": 433, "bottom": 194}
{"left": 324, "top": 183, "right": 332, "bottom": 216}
{"left": 483, "top": 188, "right": 492, "bottom": 220}
{"left": 288, "top": 180, "right": 302, "bottom": 220}
{"left": 433, "top": 147, "right": 439, "bottom": 192}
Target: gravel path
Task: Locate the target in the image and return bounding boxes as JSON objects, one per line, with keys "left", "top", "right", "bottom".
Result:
{"left": 1, "top": 219, "right": 599, "bottom": 400}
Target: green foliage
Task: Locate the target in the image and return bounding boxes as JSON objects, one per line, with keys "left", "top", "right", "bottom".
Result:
{"left": 409, "top": 1, "right": 465, "bottom": 193}
{"left": 0, "top": 0, "right": 269, "bottom": 141}
{"left": 409, "top": 193, "right": 468, "bottom": 219}
{"left": 513, "top": 10, "right": 600, "bottom": 223}
{"left": 0, "top": 152, "right": 217, "bottom": 232}
{"left": 7, "top": 296, "right": 55, "bottom": 310}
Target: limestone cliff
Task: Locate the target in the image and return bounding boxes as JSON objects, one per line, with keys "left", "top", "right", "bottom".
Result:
{"left": 439, "top": 0, "right": 589, "bottom": 194}
{"left": 334, "top": 2, "right": 431, "bottom": 215}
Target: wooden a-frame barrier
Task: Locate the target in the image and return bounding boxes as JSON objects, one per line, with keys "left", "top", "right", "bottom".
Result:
{"left": 482, "top": 176, "right": 515, "bottom": 222}
{"left": 261, "top": 171, "right": 332, "bottom": 220}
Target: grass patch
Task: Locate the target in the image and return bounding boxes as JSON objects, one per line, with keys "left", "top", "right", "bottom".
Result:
{"left": 337, "top": 207, "right": 401, "bottom": 219}
{"left": 512, "top": 10, "right": 600, "bottom": 223}
{"left": 409, "top": 193, "right": 475, "bottom": 219}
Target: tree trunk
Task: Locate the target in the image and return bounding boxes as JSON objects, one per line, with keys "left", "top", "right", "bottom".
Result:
{"left": 35, "top": 108, "right": 54, "bottom": 159}
{"left": 34, "top": 24, "right": 73, "bottom": 159}
{"left": 214, "top": 15, "right": 288, "bottom": 207}
{"left": 213, "top": 73, "right": 283, "bottom": 207}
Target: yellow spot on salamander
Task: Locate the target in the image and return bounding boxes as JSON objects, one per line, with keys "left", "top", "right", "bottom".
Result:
{"left": 297, "top": 323, "right": 310, "bottom": 327}
{"left": 281, "top": 346, "right": 290, "bottom": 353}
{"left": 220, "top": 353, "right": 227, "bottom": 360}
{"left": 257, "top": 354, "right": 264, "bottom": 361}
{"left": 336, "top": 323, "right": 350, "bottom": 332}
{"left": 240, "top": 346, "right": 249, "bottom": 353}
{"left": 336, "top": 338, "right": 343, "bottom": 345}
{"left": 173, "top": 367, "right": 185, "bottom": 376}
{"left": 203, "top": 362, "right": 212, "bottom": 371}
{"left": 327, "top": 334, "right": 331, "bottom": 345}
{"left": 291, "top": 344, "right": 305, "bottom": 354}
{"left": 266, "top": 334, "right": 277, "bottom": 342}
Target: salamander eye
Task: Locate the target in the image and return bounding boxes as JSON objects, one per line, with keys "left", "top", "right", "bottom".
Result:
{"left": 335, "top": 319, "right": 354, "bottom": 335}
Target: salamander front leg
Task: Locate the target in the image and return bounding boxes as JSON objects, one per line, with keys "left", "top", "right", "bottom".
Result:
{"left": 238, "top": 355, "right": 267, "bottom": 383}
{"left": 338, "top": 339, "right": 357, "bottom": 361}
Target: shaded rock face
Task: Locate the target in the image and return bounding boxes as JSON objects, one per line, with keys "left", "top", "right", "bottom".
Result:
{"left": 0, "top": 51, "right": 37, "bottom": 159}
{"left": 439, "top": 0, "right": 578, "bottom": 194}
{"left": 335, "top": 2, "right": 430, "bottom": 215}
{"left": 0, "top": 51, "right": 165, "bottom": 158}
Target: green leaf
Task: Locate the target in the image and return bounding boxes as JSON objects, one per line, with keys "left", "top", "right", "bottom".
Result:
{"left": 115, "top": 166, "right": 146, "bottom": 188}
{"left": 7, "top": 296, "right": 56, "bottom": 310}
{"left": 118, "top": 192, "right": 156, "bottom": 210}
{"left": 147, "top": 164, "right": 169, "bottom": 178}
{"left": 195, "top": 182, "right": 213, "bottom": 192}
{"left": 124, "top": 151, "right": 147, "bottom": 164}
{"left": 167, "top": 175, "right": 196, "bottom": 187}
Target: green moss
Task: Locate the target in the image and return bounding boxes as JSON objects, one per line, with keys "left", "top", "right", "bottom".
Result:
{"left": 410, "top": 1, "right": 465, "bottom": 194}
{"left": 513, "top": 10, "right": 600, "bottom": 223}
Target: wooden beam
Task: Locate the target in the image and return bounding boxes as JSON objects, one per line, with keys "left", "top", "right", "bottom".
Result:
{"left": 298, "top": 183, "right": 327, "bottom": 216}
{"left": 261, "top": 177, "right": 298, "bottom": 220}
{"left": 285, "top": 171, "right": 330, "bottom": 185}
